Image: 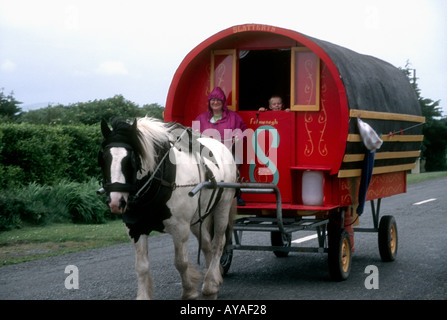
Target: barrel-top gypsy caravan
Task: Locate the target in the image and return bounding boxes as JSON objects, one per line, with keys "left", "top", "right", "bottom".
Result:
{"left": 165, "top": 24, "right": 424, "bottom": 280}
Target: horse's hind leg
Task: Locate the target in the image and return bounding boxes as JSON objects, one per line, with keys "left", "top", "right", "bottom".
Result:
{"left": 201, "top": 199, "right": 234, "bottom": 299}
{"left": 191, "top": 217, "right": 213, "bottom": 268}
{"left": 169, "top": 222, "right": 202, "bottom": 300}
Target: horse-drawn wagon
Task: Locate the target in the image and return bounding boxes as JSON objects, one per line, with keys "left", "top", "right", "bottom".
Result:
{"left": 165, "top": 24, "right": 424, "bottom": 280}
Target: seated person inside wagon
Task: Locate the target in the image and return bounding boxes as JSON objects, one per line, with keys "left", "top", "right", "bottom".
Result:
{"left": 258, "top": 95, "right": 290, "bottom": 112}
{"left": 194, "top": 86, "right": 247, "bottom": 206}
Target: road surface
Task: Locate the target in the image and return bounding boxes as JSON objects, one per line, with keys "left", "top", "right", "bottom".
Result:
{"left": 1, "top": 177, "right": 446, "bottom": 300}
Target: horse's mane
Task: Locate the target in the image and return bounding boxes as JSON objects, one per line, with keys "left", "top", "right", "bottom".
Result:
{"left": 103, "top": 117, "right": 173, "bottom": 174}
{"left": 135, "top": 117, "right": 173, "bottom": 173}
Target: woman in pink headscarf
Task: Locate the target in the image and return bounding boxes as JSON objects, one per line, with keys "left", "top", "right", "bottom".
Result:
{"left": 195, "top": 87, "right": 247, "bottom": 205}
{"left": 195, "top": 87, "right": 247, "bottom": 145}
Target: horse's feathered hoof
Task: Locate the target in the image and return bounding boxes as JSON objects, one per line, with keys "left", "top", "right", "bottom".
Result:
{"left": 182, "top": 291, "right": 199, "bottom": 300}
{"left": 202, "top": 292, "right": 218, "bottom": 300}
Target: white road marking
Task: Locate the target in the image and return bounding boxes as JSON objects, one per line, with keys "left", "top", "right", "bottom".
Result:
{"left": 413, "top": 198, "right": 437, "bottom": 206}
{"left": 292, "top": 233, "right": 319, "bottom": 244}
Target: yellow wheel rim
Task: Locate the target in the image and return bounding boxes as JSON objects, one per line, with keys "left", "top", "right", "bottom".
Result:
{"left": 341, "top": 237, "right": 351, "bottom": 273}
{"left": 390, "top": 225, "right": 397, "bottom": 254}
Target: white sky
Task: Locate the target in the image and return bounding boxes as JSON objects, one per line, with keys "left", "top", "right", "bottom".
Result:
{"left": 1, "top": 0, "right": 446, "bottom": 116}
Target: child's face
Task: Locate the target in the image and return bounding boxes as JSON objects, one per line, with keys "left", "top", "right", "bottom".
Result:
{"left": 269, "top": 97, "right": 283, "bottom": 110}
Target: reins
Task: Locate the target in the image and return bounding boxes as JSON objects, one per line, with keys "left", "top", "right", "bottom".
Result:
{"left": 131, "top": 127, "right": 190, "bottom": 201}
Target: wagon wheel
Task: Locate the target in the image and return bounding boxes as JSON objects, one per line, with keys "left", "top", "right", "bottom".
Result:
{"left": 271, "top": 231, "right": 292, "bottom": 257}
{"left": 378, "top": 215, "right": 398, "bottom": 262}
{"left": 328, "top": 229, "right": 352, "bottom": 281}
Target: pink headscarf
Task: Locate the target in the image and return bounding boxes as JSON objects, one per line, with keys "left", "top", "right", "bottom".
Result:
{"left": 194, "top": 87, "right": 247, "bottom": 144}
{"left": 207, "top": 87, "right": 228, "bottom": 111}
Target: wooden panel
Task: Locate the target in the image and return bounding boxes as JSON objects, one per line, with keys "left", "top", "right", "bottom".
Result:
{"left": 350, "top": 109, "right": 425, "bottom": 123}
{"left": 338, "top": 163, "right": 417, "bottom": 178}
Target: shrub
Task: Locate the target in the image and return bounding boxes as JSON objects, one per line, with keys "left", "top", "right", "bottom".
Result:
{"left": 0, "top": 179, "right": 110, "bottom": 230}
{"left": 0, "top": 123, "right": 102, "bottom": 187}
{"left": 0, "top": 193, "right": 25, "bottom": 231}
{"left": 57, "top": 179, "right": 108, "bottom": 224}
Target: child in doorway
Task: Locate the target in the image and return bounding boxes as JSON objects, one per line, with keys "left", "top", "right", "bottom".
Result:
{"left": 258, "top": 95, "right": 290, "bottom": 112}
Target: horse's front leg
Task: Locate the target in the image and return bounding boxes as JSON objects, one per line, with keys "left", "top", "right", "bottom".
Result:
{"left": 168, "top": 222, "right": 202, "bottom": 300}
{"left": 132, "top": 234, "right": 153, "bottom": 300}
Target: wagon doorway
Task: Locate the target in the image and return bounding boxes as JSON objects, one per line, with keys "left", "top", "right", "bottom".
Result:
{"left": 239, "top": 49, "right": 291, "bottom": 111}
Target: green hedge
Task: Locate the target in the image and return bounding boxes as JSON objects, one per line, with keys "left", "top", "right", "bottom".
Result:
{"left": 0, "top": 179, "right": 110, "bottom": 231}
{"left": 0, "top": 123, "right": 102, "bottom": 187}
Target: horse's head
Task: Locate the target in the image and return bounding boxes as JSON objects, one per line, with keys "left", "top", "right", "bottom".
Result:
{"left": 98, "top": 118, "right": 141, "bottom": 214}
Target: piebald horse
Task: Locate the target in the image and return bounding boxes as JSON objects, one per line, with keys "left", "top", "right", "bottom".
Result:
{"left": 98, "top": 117, "right": 237, "bottom": 299}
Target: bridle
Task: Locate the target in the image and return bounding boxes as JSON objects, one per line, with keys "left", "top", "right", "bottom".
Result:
{"left": 99, "top": 142, "right": 139, "bottom": 195}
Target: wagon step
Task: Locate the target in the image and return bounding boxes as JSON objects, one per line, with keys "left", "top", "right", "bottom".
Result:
{"left": 233, "top": 216, "right": 329, "bottom": 233}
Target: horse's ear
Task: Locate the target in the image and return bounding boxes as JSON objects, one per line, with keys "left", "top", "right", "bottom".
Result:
{"left": 131, "top": 118, "right": 138, "bottom": 131}
{"left": 101, "top": 118, "right": 112, "bottom": 138}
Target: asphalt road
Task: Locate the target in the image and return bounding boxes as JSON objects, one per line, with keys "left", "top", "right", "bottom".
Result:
{"left": 1, "top": 177, "right": 446, "bottom": 301}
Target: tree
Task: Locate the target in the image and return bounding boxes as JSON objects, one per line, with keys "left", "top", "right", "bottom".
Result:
{"left": 400, "top": 62, "right": 446, "bottom": 171}
{"left": 0, "top": 89, "right": 22, "bottom": 122}
{"left": 141, "top": 103, "right": 164, "bottom": 120}
{"left": 423, "top": 118, "right": 447, "bottom": 171}
{"left": 19, "top": 95, "right": 165, "bottom": 125}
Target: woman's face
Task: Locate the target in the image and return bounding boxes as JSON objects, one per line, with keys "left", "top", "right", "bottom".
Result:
{"left": 209, "top": 98, "right": 223, "bottom": 113}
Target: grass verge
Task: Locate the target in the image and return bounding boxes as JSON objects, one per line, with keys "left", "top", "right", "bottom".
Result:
{"left": 1, "top": 171, "right": 446, "bottom": 266}
{"left": 0, "top": 220, "right": 129, "bottom": 266}
{"left": 407, "top": 171, "right": 447, "bottom": 184}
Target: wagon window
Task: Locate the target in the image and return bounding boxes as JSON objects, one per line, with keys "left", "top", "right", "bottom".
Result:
{"left": 210, "top": 49, "right": 237, "bottom": 111}
{"left": 290, "top": 47, "right": 320, "bottom": 111}
{"left": 239, "top": 49, "right": 291, "bottom": 111}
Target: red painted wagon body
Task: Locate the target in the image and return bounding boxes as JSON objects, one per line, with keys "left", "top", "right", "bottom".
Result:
{"left": 165, "top": 24, "right": 424, "bottom": 279}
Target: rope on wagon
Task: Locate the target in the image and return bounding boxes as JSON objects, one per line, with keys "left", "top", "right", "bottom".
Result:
{"left": 380, "top": 122, "right": 424, "bottom": 138}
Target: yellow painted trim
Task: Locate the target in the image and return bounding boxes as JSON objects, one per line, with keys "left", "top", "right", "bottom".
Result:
{"left": 347, "top": 134, "right": 424, "bottom": 142}
{"left": 375, "top": 150, "right": 421, "bottom": 160}
{"left": 338, "top": 163, "right": 417, "bottom": 178}
{"left": 350, "top": 109, "right": 425, "bottom": 123}
{"left": 343, "top": 150, "right": 421, "bottom": 162}
{"left": 342, "top": 154, "right": 365, "bottom": 162}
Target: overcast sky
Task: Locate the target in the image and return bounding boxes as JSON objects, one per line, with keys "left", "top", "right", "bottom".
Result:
{"left": 1, "top": 0, "right": 446, "bottom": 116}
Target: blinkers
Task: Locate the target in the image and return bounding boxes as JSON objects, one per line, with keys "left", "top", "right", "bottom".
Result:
{"left": 98, "top": 142, "right": 139, "bottom": 195}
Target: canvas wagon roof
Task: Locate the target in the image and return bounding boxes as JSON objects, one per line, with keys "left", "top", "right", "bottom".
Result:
{"left": 305, "top": 34, "right": 421, "bottom": 116}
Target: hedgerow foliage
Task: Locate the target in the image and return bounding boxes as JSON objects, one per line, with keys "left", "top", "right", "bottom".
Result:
{"left": 0, "top": 178, "right": 110, "bottom": 231}
{"left": 0, "top": 93, "right": 165, "bottom": 230}
{"left": 0, "top": 123, "right": 102, "bottom": 187}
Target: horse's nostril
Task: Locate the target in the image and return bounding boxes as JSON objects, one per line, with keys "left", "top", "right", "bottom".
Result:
{"left": 119, "top": 196, "right": 127, "bottom": 210}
